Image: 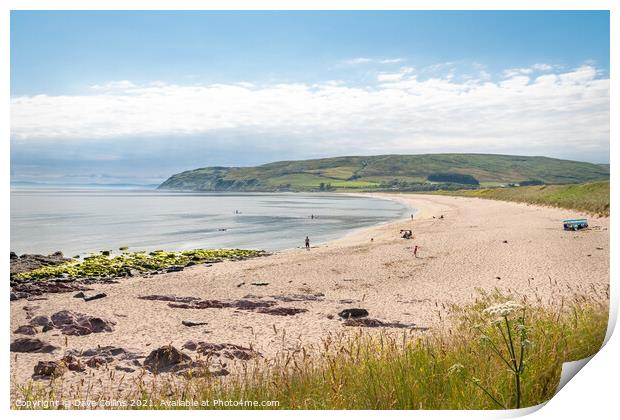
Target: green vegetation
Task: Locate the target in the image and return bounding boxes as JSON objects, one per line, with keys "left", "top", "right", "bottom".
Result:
{"left": 14, "top": 249, "right": 265, "bottom": 281}
{"left": 437, "top": 181, "right": 610, "bottom": 216}
{"left": 14, "top": 289, "right": 608, "bottom": 409}
{"left": 427, "top": 172, "right": 480, "bottom": 185}
{"left": 158, "top": 153, "right": 609, "bottom": 192}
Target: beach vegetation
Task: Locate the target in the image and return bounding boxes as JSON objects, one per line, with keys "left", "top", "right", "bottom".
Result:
{"left": 13, "top": 288, "right": 608, "bottom": 410}
{"left": 13, "top": 249, "right": 265, "bottom": 281}
{"left": 437, "top": 181, "right": 610, "bottom": 216}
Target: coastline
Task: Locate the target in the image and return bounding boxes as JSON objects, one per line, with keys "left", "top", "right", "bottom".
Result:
{"left": 10, "top": 193, "right": 610, "bottom": 395}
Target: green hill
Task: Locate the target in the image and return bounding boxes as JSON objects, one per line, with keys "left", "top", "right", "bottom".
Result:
{"left": 158, "top": 153, "right": 609, "bottom": 192}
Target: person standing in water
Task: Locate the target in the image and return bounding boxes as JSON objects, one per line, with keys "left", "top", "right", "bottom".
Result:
{"left": 305, "top": 236, "right": 310, "bottom": 249}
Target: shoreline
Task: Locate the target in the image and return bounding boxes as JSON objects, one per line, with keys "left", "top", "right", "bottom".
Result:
{"left": 10, "top": 194, "right": 610, "bottom": 395}
{"left": 10, "top": 190, "right": 412, "bottom": 257}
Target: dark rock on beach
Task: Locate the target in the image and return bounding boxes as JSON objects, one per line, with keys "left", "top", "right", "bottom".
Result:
{"left": 10, "top": 251, "right": 70, "bottom": 276}
{"left": 33, "top": 361, "right": 64, "bottom": 378}
{"left": 182, "top": 341, "right": 261, "bottom": 361}
{"left": 139, "top": 294, "right": 276, "bottom": 310}
{"left": 49, "top": 310, "right": 115, "bottom": 336}
{"left": 11, "top": 338, "right": 58, "bottom": 353}
{"left": 61, "top": 355, "right": 86, "bottom": 372}
{"left": 338, "top": 308, "right": 369, "bottom": 319}
{"left": 11, "top": 281, "right": 90, "bottom": 301}
{"left": 143, "top": 345, "right": 193, "bottom": 373}
{"left": 343, "top": 318, "right": 428, "bottom": 330}
{"left": 270, "top": 293, "right": 325, "bottom": 302}
{"left": 13, "top": 325, "right": 38, "bottom": 336}
{"left": 182, "top": 320, "right": 209, "bottom": 327}
{"left": 255, "top": 307, "right": 307, "bottom": 316}
{"left": 83, "top": 293, "right": 107, "bottom": 302}
{"left": 30, "top": 315, "right": 53, "bottom": 328}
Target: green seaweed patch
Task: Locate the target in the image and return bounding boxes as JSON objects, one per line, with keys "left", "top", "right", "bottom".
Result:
{"left": 14, "top": 249, "right": 265, "bottom": 282}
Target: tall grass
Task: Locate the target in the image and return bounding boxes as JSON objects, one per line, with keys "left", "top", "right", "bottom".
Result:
{"left": 435, "top": 181, "right": 610, "bottom": 216}
{"left": 13, "top": 288, "right": 608, "bottom": 410}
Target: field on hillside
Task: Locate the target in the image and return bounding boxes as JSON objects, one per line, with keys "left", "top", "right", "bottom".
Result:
{"left": 436, "top": 181, "right": 610, "bottom": 216}
{"left": 158, "top": 154, "right": 610, "bottom": 192}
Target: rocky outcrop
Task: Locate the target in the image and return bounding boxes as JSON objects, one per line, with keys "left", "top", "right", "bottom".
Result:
{"left": 140, "top": 294, "right": 306, "bottom": 316}
{"left": 11, "top": 338, "right": 58, "bottom": 353}
{"left": 49, "top": 310, "right": 115, "bottom": 336}
{"left": 33, "top": 361, "right": 64, "bottom": 378}
{"left": 10, "top": 251, "right": 70, "bottom": 276}
{"left": 11, "top": 281, "right": 90, "bottom": 301}
{"left": 255, "top": 307, "right": 307, "bottom": 316}
{"left": 182, "top": 341, "right": 260, "bottom": 361}
{"left": 338, "top": 308, "right": 369, "bottom": 319}
{"left": 343, "top": 318, "right": 428, "bottom": 329}
{"left": 13, "top": 325, "right": 38, "bottom": 335}
{"left": 143, "top": 346, "right": 193, "bottom": 373}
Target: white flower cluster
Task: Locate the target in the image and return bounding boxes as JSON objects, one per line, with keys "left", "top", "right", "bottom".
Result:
{"left": 448, "top": 363, "right": 465, "bottom": 375}
{"left": 483, "top": 301, "right": 524, "bottom": 317}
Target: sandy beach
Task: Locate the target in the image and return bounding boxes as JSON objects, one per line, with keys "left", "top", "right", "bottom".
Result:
{"left": 10, "top": 194, "right": 610, "bottom": 396}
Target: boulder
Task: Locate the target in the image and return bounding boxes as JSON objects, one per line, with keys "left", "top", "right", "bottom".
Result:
{"left": 61, "top": 355, "right": 86, "bottom": 372}
{"left": 49, "top": 310, "right": 115, "bottom": 336}
{"left": 338, "top": 308, "right": 369, "bottom": 319}
{"left": 86, "top": 356, "right": 107, "bottom": 368}
{"left": 143, "top": 346, "right": 192, "bottom": 373}
{"left": 10, "top": 252, "right": 70, "bottom": 276}
{"left": 11, "top": 338, "right": 58, "bottom": 353}
{"left": 13, "top": 325, "right": 38, "bottom": 336}
{"left": 83, "top": 293, "right": 107, "bottom": 302}
{"left": 30, "top": 315, "right": 52, "bottom": 327}
{"left": 33, "top": 361, "right": 63, "bottom": 378}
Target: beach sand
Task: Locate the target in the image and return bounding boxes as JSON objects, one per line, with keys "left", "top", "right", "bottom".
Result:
{"left": 10, "top": 194, "right": 609, "bottom": 397}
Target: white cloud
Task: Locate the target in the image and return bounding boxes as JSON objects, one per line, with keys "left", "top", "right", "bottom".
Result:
{"left": 503, "top": 67, "right": 533, "bottom": 78}
{"left": 10, "top": 65, "right": 609, "bottom": 160}
{"left": 343, "top": 57, "right": 372, "bottom": 65}
{"left": 343, "top": 57, "right": 404, "bottom": 65}
{"left": 378, "top": 58, "right": 404, "bottom": 64}
{"left": 531, "top": 63, "right": 554, "bottom": 71}
{"left": 90, "top": 80, "right": 137, "bottom": 91}
{"left": 376, "top": 66, "right": 415, "bottom": 82}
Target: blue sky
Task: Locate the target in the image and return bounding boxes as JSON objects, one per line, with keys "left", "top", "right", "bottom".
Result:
{"left": 10, "top": 11, "right": 610, "bottom": 185}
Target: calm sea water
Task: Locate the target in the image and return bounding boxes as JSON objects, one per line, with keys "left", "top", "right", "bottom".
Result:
{"left": 10, "top": 189, "right": 412, "bottom": 256}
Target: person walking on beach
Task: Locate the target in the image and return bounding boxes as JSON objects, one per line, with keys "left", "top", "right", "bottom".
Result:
{"left": 305, "top": 236, "right": 310, "bottom": 249}
{"left": 413, "top": 245, "right": 419, "bottom": 258}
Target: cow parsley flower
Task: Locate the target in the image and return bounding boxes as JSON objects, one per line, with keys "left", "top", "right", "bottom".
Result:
{"left": 483, "top": 301, "right": 524, "bottom": 317}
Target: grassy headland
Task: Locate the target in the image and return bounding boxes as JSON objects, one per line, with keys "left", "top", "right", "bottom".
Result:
{"left": 158, "top": 153, "right": 609, "bottom": 192}
{"left": 435, "top": 181, "right": 610, "bottom": 216}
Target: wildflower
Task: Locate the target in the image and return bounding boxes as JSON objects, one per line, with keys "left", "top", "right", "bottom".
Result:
{"left": 483, "top": 301, "right": 524, "bottom": 317}
{"left": 448, "top": 363, "right": 464, "bottom": 375}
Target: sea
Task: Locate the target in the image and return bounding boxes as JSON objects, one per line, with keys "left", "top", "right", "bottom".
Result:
{"left": 10, "top": 189, "right": 412, "bottom": 257}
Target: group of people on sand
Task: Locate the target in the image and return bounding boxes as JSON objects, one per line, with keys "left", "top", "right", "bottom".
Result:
{"left": 400, "top": 229, "right": 413, "bottom": 239}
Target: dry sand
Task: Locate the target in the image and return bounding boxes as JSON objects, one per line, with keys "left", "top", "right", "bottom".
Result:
{"left": 10, "top": 194, "right": 609, "bottom": 397}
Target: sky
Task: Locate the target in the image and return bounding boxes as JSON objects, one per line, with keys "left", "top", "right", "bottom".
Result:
{"left": 10, "top": 11, "right": 610, "bottom": 185}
